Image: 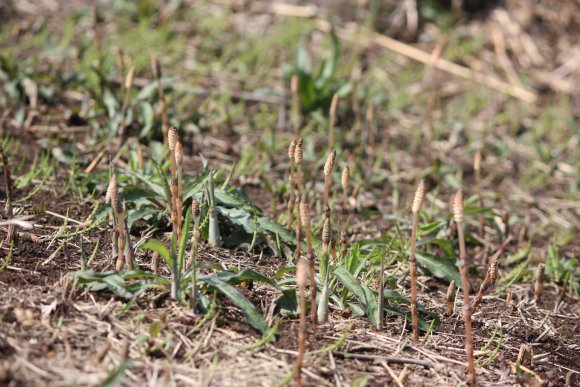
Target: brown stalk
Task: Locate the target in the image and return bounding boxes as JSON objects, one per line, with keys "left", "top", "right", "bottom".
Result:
{"left": 0, "top": 145, "right": 16, "bottom": 244}
{"left": 105, "top": 176, "right": 119, "bottom": 264}
{"left": 365, "top": 103, "right": 376, "bottom": 161}
{"left": 517, "top": 343, "right": 533, "bottom": 367}
{"left": 295, "top": 256, "right": 308, "bottom": 387}
{"left": 472, "top": 237, "right": 511, "bottom": 313}
{"left": 190, "top": 199, "right": 201, "bottom": 313}
{"left": 410, "top": 180, "right": 425, "bottom": 344}
{"left": 291, "top": 75, "right": 301, "bottom": 136}
{"left": 534, "top": 263, "right": 545, "bottom": 303}
{"left": 446, "top": 280, "right": 456, "bottom": 316}
{"left": 328, "top": 94, "right": 339, "bottom": 148}
{"left": 91, "top": 5, "right": 102, "bottom": 71}
{"left": 474, "top": 148, "right": 484, "bottom": 238}
{"left": 351, "top": 67, "right": 362, "bottom": 132}
{"left": 119, "top": 66, "right": 135, "bottom": 139}
{"left": 454, "top": 189, "right": 476, "bottom": 387}
{"left": 287, "top": 140, "right": 296, "bottom": 230}
{"left": 340, "top": 166, "right": 350, "bottom": 258}
{"left": 115, "top": 49, "right": 126, "bottom": 86}
{"left": 300, "top": 200, "right": 317, "bottom": 324}
{"left": 151, "top": 54, "right": 169, "bottom": 144}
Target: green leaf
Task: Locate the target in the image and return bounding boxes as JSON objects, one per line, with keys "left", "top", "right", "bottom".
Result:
{"left": 178, "top": 209, "right": 192, "bottom": 273}
{"left": 218, "top": 207, "right": 255, "bottom": 233}
{"left": 258, "top": 217, "right": 296, "bottom": 247}
{"left": 206, "top": 268, "right": 278, "bottom": 288}
{"left": 101, "top": 361, "right": 130, "bottom": 387}
{"left": 335, "top": 266, "right": 378, "bottom": 324}
{"left": 415, "top": 250, "right": 462, "bottom": 287}
{"left": 142, "top": 240, "right": 172, "bottom": 270}
{"left": 295, "top": 46, "right": 312, "bottom": 74}
{"left": 200, "top": 277, "right": 269, "bottom": 334}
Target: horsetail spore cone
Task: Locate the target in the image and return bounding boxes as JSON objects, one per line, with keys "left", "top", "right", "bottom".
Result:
{"left": 454, "top": 189, "right": 476, "bottom": 387}
{"left": 294, "top": 138, "right": 303, "bottom": 198}
{"left": 472, "top": 238, "right": 511, "bottom": 313}
{"left": 106, "top": 175, "right": 119, "bottom": 266}
{"left": 446, "top": 280, "right": 456, "bottom": 316}
{"left": 410, "top": 179, "right": 425, "bottom": 344}
{"left": 323, "top": 149, "right": 336, "bottom": 208}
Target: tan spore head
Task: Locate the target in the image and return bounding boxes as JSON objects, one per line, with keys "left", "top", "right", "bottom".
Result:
{"left": 411, "top": 180, "right": 426, "bottom": 214}
{"left": 453, "top": 189, "right": 464, "bottom": 224}
{"left": 324, "top": 149, "right": 336, "bottom": 176}
{"left": 341, "top": 166, "right": 350, "bottom": 191}
{"left": 175, "top": 141, "right": 184, "bottom": 167}
{"left": 299, "top": 200, "right": 311, "bottom": 229}
{"left": 192, "top": 199, "right": 200, "bottom": 217}
{"left": 105, "top": 174, "right": 117, "bottom": 204}
{"left": 474, "top": 148, "right": 482, "bottom": 172}
{"left": 294, "top": 138, "right": 303, "bottom": 164}
{"left": 168, "top": 126, "right": 178, "bottom": 152}
{"left": 288, "top": 140, "right": 296, "bottom": 160}
{"left": 322, "top": 217, "right": 331, "bottom": 245}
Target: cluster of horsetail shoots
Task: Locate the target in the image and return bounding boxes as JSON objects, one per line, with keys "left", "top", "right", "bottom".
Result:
{"left": 119, "top": 66, "right": 135, "bottom": 138}
{"left": 410, "top": 179, "right": 425, "bottom": 344}
{"left": 151, "top": 54, "right": 169, "bottom": 144}
{"left": 453, "top": 189, "right": 476, "bottom": 387}
{"left": 287, "top": 140, "right": 296, "bottom": 229}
